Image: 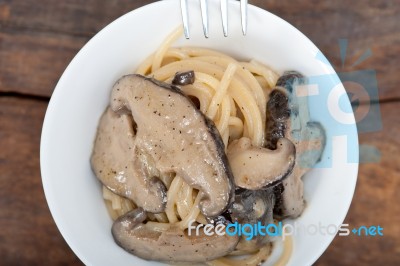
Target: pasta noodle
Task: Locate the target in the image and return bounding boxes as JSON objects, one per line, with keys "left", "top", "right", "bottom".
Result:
{"left": 102, "top": 27, "right": 291, "bottom": 265}
{"left": 274, "top": 236, "right": 293, "bottom": 266}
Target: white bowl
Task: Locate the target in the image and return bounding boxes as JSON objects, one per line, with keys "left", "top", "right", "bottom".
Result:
{"left": 40, "top": 0, "right": 358, "bottom": 265}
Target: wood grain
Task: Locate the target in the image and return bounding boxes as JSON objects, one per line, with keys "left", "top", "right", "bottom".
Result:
{"left": 0, "top": 0, "right": 148, "bottom": 36}
{"left": 257, "top": 0, "right": 400, "bottom": 102}
{"left": 0, "top": 0, "right": 145, "bottom": 98}
{"left": 0, "top": 30, "right": 87, "bottom": 97}
{"left": 0, "top": 0, "right": 399, "bottom": 100}
{"left": 0, "top": 97, "right": 81, "bottom": 265}
{"left": 315, "top": 101, "right": 400, "bottom": 265}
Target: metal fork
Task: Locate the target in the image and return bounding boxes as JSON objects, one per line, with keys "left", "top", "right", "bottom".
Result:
{"left": 180, "top": 0, "right": 248, "bottom": 39}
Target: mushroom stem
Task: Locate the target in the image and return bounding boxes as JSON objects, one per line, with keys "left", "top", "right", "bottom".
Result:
{"left": 227, "top": 137, "right": 295, "bottom": 190}
{"left": 266, "top": 71, "right": 325, "bottom": 218}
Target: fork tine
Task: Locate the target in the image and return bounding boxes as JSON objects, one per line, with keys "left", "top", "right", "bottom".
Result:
{"left": 180, "top": 0, "right": 190, "bottom": 39}
{"left": 200, "top": 0, "right": 209, "bottom": 38}
{"left": 221, "top": 0, "right": 228, "bottom": 37}
{"left": 240, "top": 0, "right": 248, "bottom": 35}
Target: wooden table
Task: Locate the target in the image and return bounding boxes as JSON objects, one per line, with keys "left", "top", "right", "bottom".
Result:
{"left": 0, "top": 0, "right": 399, "bottom": 265}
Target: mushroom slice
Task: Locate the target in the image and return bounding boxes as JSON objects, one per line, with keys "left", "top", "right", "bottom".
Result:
{"left": 112, "top": 208, "right": 239, "bottom": 262}
{"left": 230, "top": 188, "right": 275, "bottom": 225}
{"left": 110, "top": 74, "right": 234, "bottom": 217}
{"left": 91, "top": 107, "right": 167, "bottom": 213}
{"left": 266, "top": 71, "right": 325, "bottom": 219}
{"left": 230, "top": 188, "right": 275, "bottom": 250}
{"left": 172, "top": 70, "right": 195, "bottom": 86}
{"left": 227, "top": 137, "right": 295, "bottom": 190}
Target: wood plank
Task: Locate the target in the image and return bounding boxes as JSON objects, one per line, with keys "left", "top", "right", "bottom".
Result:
{"left": 0, "top": 97, "right": 82, "bottom": 265}
{"left": 0, "top": 0, "right": 149, "bottom": 98}
{"left": 0, "top": 0, "right": 399, "bottom": 100}
{"left": 316, "top": 101, "right": 400, "bottom": 265}
{"left": 252, "top": 0, "right": 400, "bottom": 101}
{"left": 0, "top": 30, "right": 87, "bottom": 97}
{"left": 0, "top": 0, "right": 150, "bottom": 36}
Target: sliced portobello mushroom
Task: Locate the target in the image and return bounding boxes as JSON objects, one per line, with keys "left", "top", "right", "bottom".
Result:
{"left": 91, "top": 107, "right": 167, "bottom": 213}
{"left": 227, "top": 137, "right": 295, "bottom": 190}
{"left": 266, "top": 71, "right": 325, "bottom": 219}
{"left": 112, "top": 208, "right": 239, "bottom": 262}
{"left": 108, "top": 74, "right": 234, "bottom": 217}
